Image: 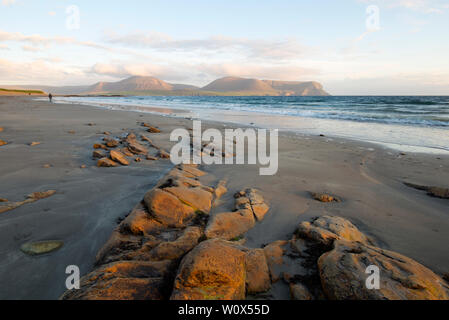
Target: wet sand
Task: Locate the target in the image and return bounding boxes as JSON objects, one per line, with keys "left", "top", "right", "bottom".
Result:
{"left": 0, "top": 96, "right": 448, "bottom": 299}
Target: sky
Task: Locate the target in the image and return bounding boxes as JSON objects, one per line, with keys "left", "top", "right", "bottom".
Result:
{"left": 0, "top": 0, "right": 448, "bottom": 95}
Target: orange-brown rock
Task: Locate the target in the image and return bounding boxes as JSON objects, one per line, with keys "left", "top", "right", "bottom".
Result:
{"left": 290, "top": 283, "right": 313, "bottom": 300}
{"left": 234, "top": 189, "right": 269, "bottom": 221}
{"left": 146, "top": 155, "right": 158, "bottom": 161}
{"left": 97, "top": 158, "right": 118, "bottom": 167}
{"left": 157, "top": 149, "right": 170, "bottom": 159}
{"left": 127, "top": 140, "right": 148, "bottom": 155}
{"left": 295, "top": 215, "right": 369, "bottom": 246}
{"left": 0, "top": 190, "right": 56, "bottom": 214}
{"left": 205, "top": 209, "right": 255, "bottom": 240}
{"left": 121, "top": 148, "right": 134, "bottom": 157}
{"left": 104, "top": 138, "right": 119, "bottom": 148}
{"left": 318, "top": 240, "right": 449, "bottom": 300}
{"left": 95, "top": 230, "right": 142, "bottom": 265}
{"left": 29, "top": 142, "right": 41, "bottom": 146}
{"left": 110, "top": 150, "right": 129, "bottom": 166}
{"left": 214, "top": 179, "right": 228, "bottom": 200}
{"left": 310, "top": 192, "right": 341, "bottom": 203}
{"left": 171, "top": 239, "right": 246, "bottom": 300}
{"left": 179, "top": 164, "right": 206, "bottom": 177}
{"left": 164, "top": 186, "right": 213, "bottom": 214}
{"left": 263, "top": 240, "right": 288, "bottom": 283}
{"left": 245, "top": 249, "right": 271, "bottom": 294}
{"left": 141, "top": 123, "right": 161, "bottom": 133}
{"left": 141, "top": 135, "right": 159, "bottom": 149}
{"left": 60, "top": 260, "right": 174, "bottom": 300}
{"left": 148, "top": 227, "right": 202, "bottom": 261}
{"left": 28, "top": 190, "right": 56, "bottom": 200}
{"left": 120, "top": 204, "right": 165, "bottom": 236}
{"left": 144, "top": 189, "right": 195, "bottom": 227}
{"left": 92, "top": 150, "right": 105, "bottom": 159}
{"left": 0, "top": 139, "right": 7, "bottom": 147}
{"left": 93, "top": 143, "right": 107, "bottom": 150}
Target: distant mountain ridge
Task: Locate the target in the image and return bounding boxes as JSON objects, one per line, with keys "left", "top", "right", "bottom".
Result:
{"left": 3, "top": 76, "right": 330, "bottom": 96}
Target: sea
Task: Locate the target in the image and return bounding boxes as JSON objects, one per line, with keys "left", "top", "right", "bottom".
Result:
{"left": 54, "top": 95, "right": 449, "bottom": 154}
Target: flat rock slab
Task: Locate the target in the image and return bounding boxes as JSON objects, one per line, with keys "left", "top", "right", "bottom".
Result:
{"left": 21, "top": 241, "right": 64, "bottom": 256}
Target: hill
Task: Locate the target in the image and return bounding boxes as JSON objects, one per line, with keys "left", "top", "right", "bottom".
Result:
{"left": 1, "top": 76, "right": 329, "bottom": 96}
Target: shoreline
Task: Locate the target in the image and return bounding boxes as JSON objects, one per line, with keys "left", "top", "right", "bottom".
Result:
{"left": 51, "top": 96, "right": 449, "bottom": 156}
{"left": 1, "top": 96, "right": 448, "bottom": 299}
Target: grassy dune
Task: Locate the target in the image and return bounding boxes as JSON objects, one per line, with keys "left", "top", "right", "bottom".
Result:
{"left": 0, "top": 88, "right": 45, "bottom": 95}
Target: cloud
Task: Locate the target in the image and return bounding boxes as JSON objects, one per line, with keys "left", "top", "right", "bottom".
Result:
{"left": 357, "top": 0, "right": 448, "bottom": 14}
{"left": 22, "top": 45, "right": 41, "bottom": 52}
{"left": 88, "top": 60, "right": 320, "bottom": 86}
{"left": 0, "top": 58, "right": 88, "bottom": 85}
{"left": 0, "top": 29, "right": 138, "bottom": 54}
{"left": 1, "top": 0, "right": 16, "bottom": 6}
{"left": 104, "top": 31, "right": 309, "bottom": 61}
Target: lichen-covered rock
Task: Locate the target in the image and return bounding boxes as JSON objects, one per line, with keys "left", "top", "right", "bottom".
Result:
{"left": 61, "top": 260, "right": 174, "bottom": 300}
{"left": 164, "top": 186, "right": 213, "bottom": 214}
{"left": 171, "top": 239, "right": 246, "bottom": 300}
{"left": 234, "top": 189, "right": 269, "bottom": 221}
{"left": 205, "top": 209, "right": 255, "bottom": 240}
{"left": 245, "top": 249, "right": 271, "bottom": 294}
{"left": 144, "top": 189, "right": 195, "bottom": 227}
{"left": 95, "top": 230, "right": 142, "bottom": 265}
{"left": 120, "top": 204, "right": 164, "bottom": 236}
{"left": 318, "top": 240, "right": 449, "bottom": 300}
{"left": 295, "top": 216, "right": 369, "bottom": 246}
{"left": 20, "top": 240, "right": 63, "bottom": 256}
{"left": 148, "top": 227, "right": 202, "bottom": 261}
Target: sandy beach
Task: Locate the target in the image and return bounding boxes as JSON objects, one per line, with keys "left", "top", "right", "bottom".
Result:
{"left": 0, "top": 96, "right": 448, "bottom": 300}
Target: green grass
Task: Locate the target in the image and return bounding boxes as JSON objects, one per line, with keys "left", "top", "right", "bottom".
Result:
{"left": 0, "top": 88, "right": 45, "bottom": 94}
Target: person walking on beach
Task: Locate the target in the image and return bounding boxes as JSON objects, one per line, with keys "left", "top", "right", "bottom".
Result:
{"left": 49, "top": 93, "right": 53, "bottom": 103}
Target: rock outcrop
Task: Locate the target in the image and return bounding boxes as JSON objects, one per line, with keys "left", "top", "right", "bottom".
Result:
{"left": 318, "top": 240, "right": 449, "bottom": 300}
{"left": 170, "top": 239, "right": 246, "bottom": 300}
{"left": 205, "top": 189, "right": 269, "bottom": 240}
{"left": 61, "top": 166, "right": 449, "bottom": 301}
